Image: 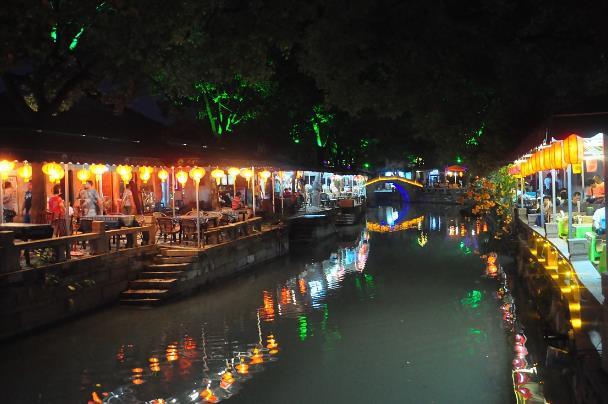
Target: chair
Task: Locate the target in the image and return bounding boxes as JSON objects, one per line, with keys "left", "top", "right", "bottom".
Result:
{"left": 156, "top": 217, "right": 180, "bottom": 243}
{"left": 180, "top": 218, "right": 200, "bottom": 245}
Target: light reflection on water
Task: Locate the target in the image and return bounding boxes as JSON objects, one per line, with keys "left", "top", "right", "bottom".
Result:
{"left": 0, "top": 206, "right": 513, "bottom": 403}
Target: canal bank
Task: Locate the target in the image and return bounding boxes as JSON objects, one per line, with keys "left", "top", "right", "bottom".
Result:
{"left": 0, "top": 223, "right": 288, "bottom": 340}
{"left": 510, "top": 209, "right": 608, "bottom": 403}
{"left": 0, "top": 206, "right": 518, "bottom": 403}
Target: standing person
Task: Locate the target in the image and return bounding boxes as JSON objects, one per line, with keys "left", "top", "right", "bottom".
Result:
{"left": 77, "top": 180, "right": 102, "bottom": 217}
{"left": 121, "top": 183, "right": 134, "bottom": 214}
{"left": 48, "top": 184, "right": 66, "bottom": 236}
{"left": 23, "top": 182, "right": 32, "bottom": 223}
{"left": 2, "top": 181, "right": 17, "bottom": 222}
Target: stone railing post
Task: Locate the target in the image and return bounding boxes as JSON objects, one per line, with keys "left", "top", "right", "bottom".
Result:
{"left": 0, "top": 231, "right": 19, "bottom": 273}
{"left": 567, "top": 239, "right": 588, "bottom": 261}
{"left": 146, "top": 225, "right": 156, "bottom": 245}
{"left": 89, "top": 221, "right": 109, "bottom": 255}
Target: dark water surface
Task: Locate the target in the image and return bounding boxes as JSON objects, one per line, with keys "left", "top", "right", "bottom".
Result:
{"left": 0, "top": 206, "right": 513, "bottom": 403}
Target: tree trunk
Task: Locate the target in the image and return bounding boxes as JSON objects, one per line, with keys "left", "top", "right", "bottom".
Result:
{"left": 30, "top": 162, "right": 47, "bottom": 223}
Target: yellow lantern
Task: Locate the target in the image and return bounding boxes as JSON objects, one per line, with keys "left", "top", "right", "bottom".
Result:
{"left": 0, "top": 160, "right": 15, "bottom": 180}
{"left": 157, "top": 168, "right": 169, "bottom": 182}
{"left": 228, "top": 167, "right": 240, "bottom": 177}
{"left": 259, "top": 170, "right": 271, "bottom": 180}
{"left": 138, "top": 166, "right": 153, "bottom": 184}
{"left": 240, "top": 168, "right": 253, "bottom": 183}
{"left": 530, "top": 152, "right": 539, "bottom": 173}
{"left": 563, "top": 134, "right": 584, "bottom": 166}
{"left": 541, "top": 147, "right": 552, "bottom": 171}
{"left": 551, "top": 141, "right": 564, "bottom": 169}
{"left": 76, "top": 168, "right": 91, "bottom": 184}
{"left": 189, "top": 166, "right": 206, "bottom": 183}
{"left": 42, "top": 162, "right": 64, "bottom": 184}
{"left": 90, "top": 164, "right": 108, "bottom": 181}
{"left": 17, "top": 163, "right": 32, "bottom": 182}
{"left": 176, "top": 169, "right": 188, "bottom": 186}
{"left": 116, "top": 165, "right": 133, "bottom": 184}
{"left": 211, "top": 168, "right": 225, "bottom": 185}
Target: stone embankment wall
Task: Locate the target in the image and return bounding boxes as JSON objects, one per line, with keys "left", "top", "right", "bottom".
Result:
{"left": 172, "top": 226, "right": 289, "bottom": 295}
{"left": 0, "top": 226, "right": 289, "bottom": 340}
{"left": 0, "top": 245, "right": 157, "bottom": 340}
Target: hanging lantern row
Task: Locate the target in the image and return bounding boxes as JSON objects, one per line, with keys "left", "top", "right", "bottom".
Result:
{"left": 514, "top": 134, "right": 584, "bottom": 177}
{"left": 0, "top": 161, "right": 284, "bottom": 192}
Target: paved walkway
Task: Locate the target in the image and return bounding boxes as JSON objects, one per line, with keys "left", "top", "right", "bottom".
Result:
{"left": 522, "top": 220, "right": 604, "bottom": 305}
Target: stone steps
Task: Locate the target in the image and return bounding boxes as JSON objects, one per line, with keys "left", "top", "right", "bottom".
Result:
{"left": 161, "top": 248, "right": 199, "bottom": 257}
{"left": 146, "top": 263, "right": 190, "bottom": 271}
{"left": 154, "top": 255, "right": 196, "bottom": 264}
{"left": 139, "top": 271, "right": 185, "bottom": 279}
{"left": 121, "top": 289, "right": 170, "bottom": 299}
{"left": 120, "top": 249, "right": 196, "bottom": 305}
{"left": 128, "top": 278, "right": 178, "bottom": 289}
{"left": 121, "top": 298, "right": 162, "bottom": 306}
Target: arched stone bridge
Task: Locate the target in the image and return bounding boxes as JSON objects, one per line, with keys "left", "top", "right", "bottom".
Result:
{"left": 364, "top": 176, "right": 423, "bottom": 204}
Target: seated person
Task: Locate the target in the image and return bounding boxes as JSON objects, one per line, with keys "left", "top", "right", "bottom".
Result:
{"left": 232, "top": 192, "right": 242, "bottom": 210}
{"left": 587, "top": 176, "right": 605, "bottom": 203}
{"left": 535, "top": 196, "right": 552, "bottom": 226}
{"left": 593, "top": 206, "right": 605, "bottom": 235}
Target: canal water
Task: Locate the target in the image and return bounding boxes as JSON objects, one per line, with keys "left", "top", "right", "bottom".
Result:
{"left": 0, "top": 206, "right": 514, "bottom": 403}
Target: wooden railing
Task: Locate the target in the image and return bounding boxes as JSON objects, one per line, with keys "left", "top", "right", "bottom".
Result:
{"left": 202, "top": 217, "right": 262, "bottom": 245}
{"left": 0, "top": 221, "right": 155, "bottom": 272}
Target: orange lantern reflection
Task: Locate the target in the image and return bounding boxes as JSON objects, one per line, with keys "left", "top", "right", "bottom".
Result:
{"left": 200, "top": 385, "right": 218, "bottom": 403}
{"left": 235, "top": 357, "right": 249, "bottom": 374}
{"left": 220, "top": 370, "right": 235, "bottom": 389}
{"left": 250, "top": 347, "right": 263, "bottom": 365}
{"left": 267, "top": 334, "right": 279, "bottom": 355}
{"left": 261, "top": 291, "right": 275, "bottom": 321}
{"left": 166, "top": 343, "right": 179, "bottom": 362}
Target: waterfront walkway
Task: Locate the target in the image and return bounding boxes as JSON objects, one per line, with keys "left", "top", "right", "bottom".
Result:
{"left": 523, "top": 220, "right": 604, "bottom": 305}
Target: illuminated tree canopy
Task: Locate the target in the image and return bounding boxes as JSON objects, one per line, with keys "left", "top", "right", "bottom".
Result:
{"left": 2, "top": 0, "right": 608, "bottom": 172}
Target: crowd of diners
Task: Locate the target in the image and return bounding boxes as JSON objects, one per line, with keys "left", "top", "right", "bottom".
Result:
{"left": 521, "top": 172, "right": 605, "bottom": 235}
{"left": 511, "top": 133, "right": 608, "bottom": 271}
{"left": 0, "top": 162, "right": 366, "bottom": 242}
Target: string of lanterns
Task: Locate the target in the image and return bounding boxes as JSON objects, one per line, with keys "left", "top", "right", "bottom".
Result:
{"left": 511, "top": 134, "right": 584, "bottom": 177}
{"left": 0, "top": 161, "right": 284, "bottom": 191}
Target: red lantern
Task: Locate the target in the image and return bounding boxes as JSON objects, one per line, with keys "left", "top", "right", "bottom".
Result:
{"left": 586, "top": 159, "right": 597, "bottom": 172}
{"left": 516, "top": 387, "right": 533, "bottom": 400}
{"left": 515, "top": 372, "right": 530, "bottom": 385}
{"left": 563, "top": 134, "right": 583, "bottom": 165}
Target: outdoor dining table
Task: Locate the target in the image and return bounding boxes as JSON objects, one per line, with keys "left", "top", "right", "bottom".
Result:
{"left": 572, "top": 223, "right": 593, "bottom": 239}
{"left": 556, "top": 217, "right": 594, "bottom": 239}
